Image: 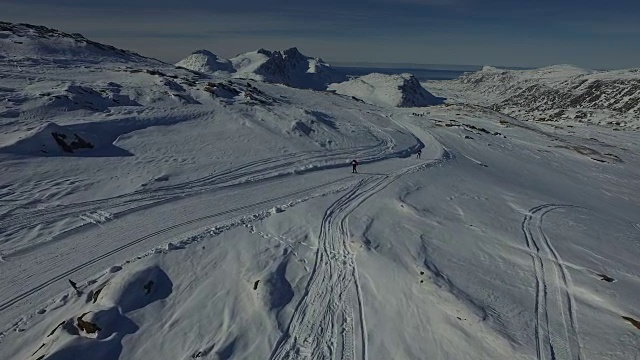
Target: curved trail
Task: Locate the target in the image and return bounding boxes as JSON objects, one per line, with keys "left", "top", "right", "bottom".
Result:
{"left": 521, "top": 204, "right": 584, "bottom": 360}
{"left": 0, "top": 120, "right": 408, "bottom": 257}
{"left": 270, "top": 150, "right": 452, "bottom": 360}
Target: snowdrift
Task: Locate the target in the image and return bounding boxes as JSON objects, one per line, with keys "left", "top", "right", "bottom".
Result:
{"left": 328, "top": 73, "right": 443, "bottom": 107}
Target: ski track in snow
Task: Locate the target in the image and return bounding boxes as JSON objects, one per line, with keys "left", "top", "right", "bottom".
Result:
{"left": 0, "top": 133, "right": 405, "bottom": 258}
{"left": 270, "top": 153, "right": 451, "bottom": 360}
{"left": 0, "top": 176, "right": 351, "bottom": 314}
{"left": 521, "top": 204, "right": 584, "bottom": 360}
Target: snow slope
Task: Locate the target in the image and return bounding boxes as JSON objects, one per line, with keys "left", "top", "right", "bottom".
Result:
{"left": 425, "top": 65, "right": 640, "bottom": 128}
{"left": 175, "top": 49, "right": 235, "bottom": 74}
{"left": 328, "top": 72, "right": 443, "bottom": 107}
{"left": 1, "top": 22, "right": 640, "bottom": 360}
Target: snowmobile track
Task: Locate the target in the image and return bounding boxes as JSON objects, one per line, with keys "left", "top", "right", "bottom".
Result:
{"left": 0, "top": 177, "right": 349, "bottom": 313}
{"left": 0, "top": 132, "right": 412, "bottom": 256}
{"left": 521, "top": 204, "right": 584, "bottom": 360}
{"left": 270, "top": 153, "right": 451, "bottom": 360}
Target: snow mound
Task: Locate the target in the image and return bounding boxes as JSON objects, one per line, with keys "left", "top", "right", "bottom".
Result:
{"left": 24, "top": 263, "right": 172, "bottom": 360}
{"left": 329, "top": 73, "right": 442, "bottom": 107}
{"left": 96, "top": 265, "right": 173, "bottom": 313}
{"left": 0, "top": 21, "right": 160, "bottom": 64}
{"left": 175, "top": 49, "right": 235, "bottom": 74}
{"left": 230, "top": 47, "right": 346, "bottom": 90}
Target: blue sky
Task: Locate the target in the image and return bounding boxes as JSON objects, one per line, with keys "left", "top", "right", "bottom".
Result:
{"left": 2, "top": 0, "right": 639, "bottom": 69}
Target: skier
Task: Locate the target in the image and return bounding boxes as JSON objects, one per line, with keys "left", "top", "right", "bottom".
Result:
{"left": 69, "top": 279, "right": 81, "bottom": 296}
{"left": 351, "top": 159, "right": 359, "bottom": 173}
{"left": 416, "top": 149, "right": 422, "bottom": 159}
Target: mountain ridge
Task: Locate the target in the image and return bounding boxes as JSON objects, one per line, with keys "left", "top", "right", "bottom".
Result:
{"left": 0, "top": 21, "right": 162, "bottom": 64}
{"left": 427, "top": 65, "right": 640, "bottom": 128}
{"left": 176, "top": 46, "right": 345, "bottom": 90}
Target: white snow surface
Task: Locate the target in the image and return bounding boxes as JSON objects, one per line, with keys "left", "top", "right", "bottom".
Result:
{"left": 329, "top": 72, "right": 442, "bottom": 108}
{"left": 1, "top": 22, "right": 640, "bottom": 360}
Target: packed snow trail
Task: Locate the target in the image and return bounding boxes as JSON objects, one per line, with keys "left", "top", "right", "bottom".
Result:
{"left": 270, "top": 152, "right": 451, "bottom": 360}
{"left": 0, "top": 127, "right": 410, "bottom": 257}
{"left": 521, "top": 205, "right": 584, "bottom": 360}
{"left": 0, "top": 171, "right": 362, "bottom": 326}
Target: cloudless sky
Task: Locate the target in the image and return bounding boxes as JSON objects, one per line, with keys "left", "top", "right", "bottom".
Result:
{"left": 2, "top": 0, "right": 639, "bottom": 69}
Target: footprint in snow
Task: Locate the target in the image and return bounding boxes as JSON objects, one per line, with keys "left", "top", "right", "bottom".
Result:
{"left": 419, "top": 270, "right": 427, "bottom": 284}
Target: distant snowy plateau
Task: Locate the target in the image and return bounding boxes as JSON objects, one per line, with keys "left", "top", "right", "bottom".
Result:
{"left": 1, "top": 21, "right": 639, "bottom": 360}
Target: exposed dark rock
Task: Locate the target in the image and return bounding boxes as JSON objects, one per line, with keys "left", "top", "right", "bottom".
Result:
{"left": 622, "top": 316, "right": 640, "bottom": 330}
{"left": 51, "top": 132, "right": 94, "bottom": 153}
{"left": 76, "top": 312, "right": 101, "bottom": 334}
{"left": 47, "top": 321, "right": 66, "bottom": 337}
{"left": 143, "top": 280, "right": 154, "bottom": 294}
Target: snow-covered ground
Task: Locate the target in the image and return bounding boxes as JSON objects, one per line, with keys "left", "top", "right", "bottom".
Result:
{"left": 2, "top": 22, "right": 640, "bottom": 360}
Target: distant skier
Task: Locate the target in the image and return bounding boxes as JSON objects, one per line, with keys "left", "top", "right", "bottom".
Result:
{"left": 351, "top": 159, "right": 359, "bottom": 173}
{"left": 416, "top": 149, "right": 422, "bottom": 159}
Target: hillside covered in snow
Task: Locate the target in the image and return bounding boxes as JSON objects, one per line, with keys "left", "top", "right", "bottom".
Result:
{"left": 1, "top": 21, "right": 640, "bottom": 360}
{"left": 0, "top": 22, "right": 160, "bottom": 65}
{"left": 425, "top": 65, "right": 640, "bottom": 129}
{"left": 328, "top": 72, "right": 443, "bottom": 107}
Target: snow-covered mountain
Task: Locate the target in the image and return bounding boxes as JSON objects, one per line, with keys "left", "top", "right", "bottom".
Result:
{"left": 0, "top": 21, "right": 160, "bottom": 64}
{"left": 175, "top": 49, "right": 235, "bottom": 74}
{"left": 426, "top": 65, "right": 640, "bottom": 128}
{"left": 176, "top": 47, "right": 345, "bottom": 90}
{"left": 234, "top": 47, "right": 345, "bottom": 90}
{"left": 328, "top": 73, "right": 442, "bottom": 107}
